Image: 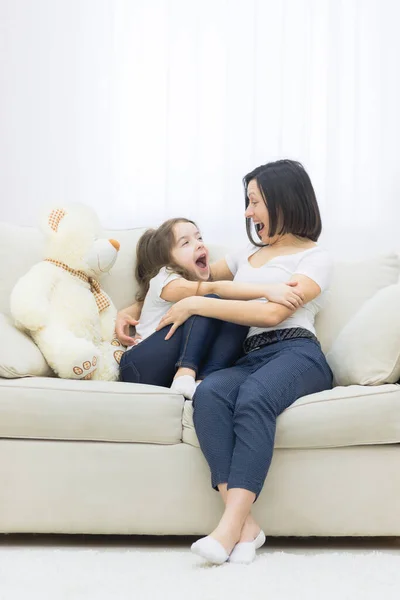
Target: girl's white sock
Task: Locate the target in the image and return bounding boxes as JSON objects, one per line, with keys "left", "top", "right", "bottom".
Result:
{"left": 170, "top": 375, "right": 196, "bottom": 400}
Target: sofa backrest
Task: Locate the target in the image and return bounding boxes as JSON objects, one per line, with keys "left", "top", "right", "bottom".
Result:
{"left": 1, "top": 222, "right": 399, "bottom": 354}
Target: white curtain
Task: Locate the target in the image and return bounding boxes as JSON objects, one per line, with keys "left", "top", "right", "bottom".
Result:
{"left": 1, "top": 0, "right": 399, "bottom": 255}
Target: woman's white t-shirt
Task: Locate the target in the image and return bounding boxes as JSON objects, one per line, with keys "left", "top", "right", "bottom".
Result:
{"left": 135, "top": 267, "right": 181, "bottom": 341}
{"left": 225, "top": 244, "right": 332, "bottom": 339}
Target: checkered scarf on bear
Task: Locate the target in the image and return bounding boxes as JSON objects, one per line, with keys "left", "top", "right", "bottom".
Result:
{"left": 45, "top": 259, "right": 110, "bottom": 313}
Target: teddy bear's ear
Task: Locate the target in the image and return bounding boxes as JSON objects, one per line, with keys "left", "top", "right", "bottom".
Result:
{"left": 48, "top": 208, "right": 67, "bottom": 232}
{"left": 38, "top": 206, "right": 68, "bottom": 237}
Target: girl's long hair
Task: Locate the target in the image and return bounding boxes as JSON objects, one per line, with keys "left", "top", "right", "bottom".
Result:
{"left": 135, "top": 218, "right": 199, "bottom": 302}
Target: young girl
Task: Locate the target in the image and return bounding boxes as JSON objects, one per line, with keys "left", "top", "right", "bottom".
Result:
{"left": 118, "top": 217, "right": 304, "bottom": 399}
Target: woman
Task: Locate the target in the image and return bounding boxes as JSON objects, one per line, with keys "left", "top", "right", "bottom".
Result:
{"left": 117, "top": 159, "right": 333, "bottom": 565}
{"left": 155, "top": 159, "right": 333, "bottom": 564}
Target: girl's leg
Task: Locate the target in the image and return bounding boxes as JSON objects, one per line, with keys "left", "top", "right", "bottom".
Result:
{"left": 173, "top": 294, "right": 233, "bottom": 397}
{"left": 174, "top": 297, "right": 247, "bottom": 397}
{"left": 119, "top": 305, "right": 224, "bottom": 387}
{"left": 119, "top": 325, "right": 184, "bottom": 386}
{"left": 197, "top": 321, "right": 248, "bottom": 379}
{"left": 174, "top": 295, "right": 223, "bottom": 376}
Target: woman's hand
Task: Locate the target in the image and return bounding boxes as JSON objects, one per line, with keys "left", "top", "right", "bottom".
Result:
{"left": 115, "top": 311, "right": 140, "bottom": 346}
{"left": 265, "top": 282, "right": 305, "bottom": 309}
{"left": 157, "top": 297, "right": 197, "bottom": 339}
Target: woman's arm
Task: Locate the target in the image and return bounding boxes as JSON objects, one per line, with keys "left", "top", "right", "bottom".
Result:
{"left": 158, "top": 274, "right": 321, "bottom": 339}
{"left": 170, "top": 296, "right": 283, "bottom": 328}
{"left": 205, "top": 280, "right": 304, "bottom": 308}
{"left": 161, "top": 277, "right": 304, "bottom": 309}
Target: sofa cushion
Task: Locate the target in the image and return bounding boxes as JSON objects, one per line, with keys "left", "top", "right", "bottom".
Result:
{"left": 315, "top": 254, "right": 400, "bottom": 353}
{"left": 326, "top": 284, "right": 400, "bottom": 385}
{"left": 0, "top": 313, "right": 53, "bottom": 378}
{"left": 0, "top": 378, "right": 184, "bottom": 444}
{"left": 183, "top": 384, "right": 400, "bottom": 449}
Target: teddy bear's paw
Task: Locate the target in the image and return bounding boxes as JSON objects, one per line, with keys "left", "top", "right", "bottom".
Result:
{"left": 72, "top": 356, "right": 98, "bottom": 379}
{"left": 111, "top": 335, "right": 123, "bottom": 348}
{"left": 82, "top": 372, "right": 94, "bottom": 380}
{"left": 113, "top": 350, "right": 124, "bottom": 365}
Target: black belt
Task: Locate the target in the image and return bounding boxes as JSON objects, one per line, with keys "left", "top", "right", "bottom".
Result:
{"left": 243, "top": 327, "right": 319, "bottom": 354}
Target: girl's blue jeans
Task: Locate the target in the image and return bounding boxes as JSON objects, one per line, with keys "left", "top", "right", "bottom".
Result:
{"left": 119, "top": 295, "right": 248, "bottom": 386}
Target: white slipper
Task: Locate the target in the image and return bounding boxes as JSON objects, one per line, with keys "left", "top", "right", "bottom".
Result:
{"left": 228, "top": 530, "right": 266, "bottom": 564}
{"left": 191, "top": 536, "right": 230, "bottom": 565}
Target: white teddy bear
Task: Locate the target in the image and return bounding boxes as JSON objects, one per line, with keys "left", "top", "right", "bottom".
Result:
{"left": 10, "top": 204, "right": 125, "bottom": 381}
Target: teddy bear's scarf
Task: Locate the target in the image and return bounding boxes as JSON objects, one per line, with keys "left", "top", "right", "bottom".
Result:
{"left": 45, "top": 259, "right": 111, "bottom": 313}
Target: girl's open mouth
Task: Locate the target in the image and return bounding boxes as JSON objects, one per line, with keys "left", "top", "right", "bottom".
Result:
{"left": 195, "top": 254, "right": 208, "bottom": 270}
{"left": 255, "top": 223, "right": 265, "bottom": 234}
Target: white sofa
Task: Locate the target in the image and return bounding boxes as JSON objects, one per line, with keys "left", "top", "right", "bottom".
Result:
{"left": 1, "top": 222, "right": 400, "bottom": 537}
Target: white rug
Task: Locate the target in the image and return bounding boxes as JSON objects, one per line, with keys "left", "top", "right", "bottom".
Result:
{"left": 0, "top": 546, "right": 399, "bottom": 600}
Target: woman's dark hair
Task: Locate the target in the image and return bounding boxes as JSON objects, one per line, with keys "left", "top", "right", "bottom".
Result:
{"left": 135, "top": 218, "right": 199, "bottom": 302}
{"left": 243, "top": 159, "right": 322, "bottom": 246}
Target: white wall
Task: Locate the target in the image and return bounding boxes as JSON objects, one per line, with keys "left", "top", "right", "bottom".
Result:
{"left": 0, "top": 0, "right": 115, "bottom": 225}
{"left": 1, "top": 0, "right": 400, "bottom": 256}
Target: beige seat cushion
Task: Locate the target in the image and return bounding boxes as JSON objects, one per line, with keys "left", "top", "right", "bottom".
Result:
{"left": 183, "top": 384, "right": 400, "bottom": 449}
{"left": 0, "top": 378, "right": 184, "bottom": 444}
{"left": 0, "top": 313, "right": 53, "bottom": 378}
{"left": 327, "top": 284, "right": 400, "bottom": 385}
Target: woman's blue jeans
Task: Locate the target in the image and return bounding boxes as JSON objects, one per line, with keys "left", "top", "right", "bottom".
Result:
{"left": 119, "top": 295, "right": 248, "bottom": 386}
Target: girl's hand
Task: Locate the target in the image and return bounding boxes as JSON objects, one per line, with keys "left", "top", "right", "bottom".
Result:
{"left": 265, "top": 282, "right": 305, "bottom": 309}
{"left": 157, "top": 297, "right": 196, "bottom": 339}
{"left": 115, "top": 311, "right": 140, "bottom": 346}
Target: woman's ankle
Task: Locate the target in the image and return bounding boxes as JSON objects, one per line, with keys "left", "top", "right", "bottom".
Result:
{"left": 239, "top": 516, "right": 261, "bottom": 543}
{"left": 210, "top": 523, "right": 242, "bottom": 553}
